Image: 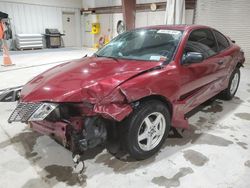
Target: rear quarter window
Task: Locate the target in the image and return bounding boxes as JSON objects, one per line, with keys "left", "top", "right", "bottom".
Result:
{"left": 213, "top": 30, "right": 230, "bottom": 51}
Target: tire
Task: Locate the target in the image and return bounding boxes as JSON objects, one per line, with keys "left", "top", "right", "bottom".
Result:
{"left": 106, "top": 123, "right": 121, "bottom": 155}
{"left": 220, "top": 68, "right": 240, "bottom": 100}
{"left": 120, "top": 100, "right": 171, "bottom": 160}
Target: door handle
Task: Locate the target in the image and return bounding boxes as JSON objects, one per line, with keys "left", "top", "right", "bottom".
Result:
{"left": 217, "top": 61, "right": 224, "bottom": 65}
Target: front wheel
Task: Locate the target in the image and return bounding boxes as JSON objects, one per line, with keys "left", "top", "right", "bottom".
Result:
{"left": 220, "top": 68, "right": 240, "bottom": 100}
{"left": 120, "top": 100, "right": 171, "bottom": 160}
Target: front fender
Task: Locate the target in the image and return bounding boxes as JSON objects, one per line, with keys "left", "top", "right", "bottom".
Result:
{"left": 92, "top": 65, "right": 179, "bottom": 122}
{"left": 93, "top": 102, "right": 132, "bottom": 121}
{"left": 91, "top": 87, "right": 133, "bottom": 121}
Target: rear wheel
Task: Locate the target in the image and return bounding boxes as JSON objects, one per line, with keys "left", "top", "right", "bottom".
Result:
{"left": 120, "top": 100, "right": 171, "bottom": 160}
{"left": 220, "top": 68, "right": 240, "bottom": 100}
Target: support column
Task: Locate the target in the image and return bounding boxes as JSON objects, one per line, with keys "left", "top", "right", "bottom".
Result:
{"left": 122, "top": 0, "right": 136, "bottom": 31}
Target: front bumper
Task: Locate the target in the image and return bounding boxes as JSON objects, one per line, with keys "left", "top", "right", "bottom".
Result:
{"left": 9, "top": 101, "right": 108, "bottom": 153}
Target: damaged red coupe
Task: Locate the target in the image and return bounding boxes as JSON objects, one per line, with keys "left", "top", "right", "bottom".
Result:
{"left": 7, "top": 25, "right": 245, "bottom": 160}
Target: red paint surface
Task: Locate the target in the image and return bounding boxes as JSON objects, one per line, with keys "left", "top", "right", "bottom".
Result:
{"left": 21, "top": 25, "right": 245, "bottom": 129}
{"left": 30, "top": 121, "right": 68, "bottom": 144}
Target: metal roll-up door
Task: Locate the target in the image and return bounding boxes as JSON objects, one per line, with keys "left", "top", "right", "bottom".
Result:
{"left": 195, "top": 0, "right": 250, "bottom": 63}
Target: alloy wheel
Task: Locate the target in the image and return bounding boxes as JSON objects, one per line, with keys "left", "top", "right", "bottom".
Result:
{"left": 137, "top": 112, "right": 166, "bottom": 151}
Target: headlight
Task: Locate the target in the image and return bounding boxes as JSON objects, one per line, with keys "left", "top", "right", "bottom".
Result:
{"left": 29, "top": 103, "right": 58, "bottom": 121}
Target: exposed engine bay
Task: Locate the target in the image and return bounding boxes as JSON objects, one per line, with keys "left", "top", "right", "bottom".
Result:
{"left": 8, "top": 102, "right": 113, "bottom": 156}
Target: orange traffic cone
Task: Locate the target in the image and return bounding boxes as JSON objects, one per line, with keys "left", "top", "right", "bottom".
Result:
{"left": 1, "top": 40, "right": 14, "bottom": 66}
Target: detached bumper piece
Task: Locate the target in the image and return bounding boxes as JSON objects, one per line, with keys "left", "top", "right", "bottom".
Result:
{"left": 8, "top": 102, "right": 42, "bottom": 123}
{"left": 0, "top": 86, "right": 22, "bottom": 102}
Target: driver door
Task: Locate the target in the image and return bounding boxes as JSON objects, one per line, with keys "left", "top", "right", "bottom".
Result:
{"left": 178, "top": 28, "right": 223, "bottom": 113}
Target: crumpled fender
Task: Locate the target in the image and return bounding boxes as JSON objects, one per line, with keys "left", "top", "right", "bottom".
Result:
{"left": 94, "top": 103, "right": 133, "bottom": 121}
{"left": 91, "top": 85, "right": 133, "bottom": 121}
{"left": 91, "top": 65, "right": 176, "bottom": 121}
{"left": 91, "top": 84, "right": 155, "bottom": 121}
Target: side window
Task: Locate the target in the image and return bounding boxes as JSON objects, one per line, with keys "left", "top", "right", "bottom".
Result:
{"left": 184, "top": 29, "right": 217, "bottom": 59}
{"left": 213, "top": 30, "right": 230, "bottom": 51}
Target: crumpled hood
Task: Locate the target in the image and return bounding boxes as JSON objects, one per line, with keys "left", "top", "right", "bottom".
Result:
{"left": 21, "top": 57, "right": 162, "bottom": 103}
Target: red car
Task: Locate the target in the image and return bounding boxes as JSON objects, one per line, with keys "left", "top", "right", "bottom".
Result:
{"left": 7, "top": 25, "right": 245, "bottom": 160}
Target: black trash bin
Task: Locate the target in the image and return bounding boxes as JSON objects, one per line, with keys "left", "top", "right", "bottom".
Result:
{"left": 44, "top": 29, "right": 64, "bottom": 48}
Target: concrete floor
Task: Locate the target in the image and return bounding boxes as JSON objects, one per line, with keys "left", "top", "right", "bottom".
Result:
{"left": 0, "top": 48, "right": 250, "bottom": 188}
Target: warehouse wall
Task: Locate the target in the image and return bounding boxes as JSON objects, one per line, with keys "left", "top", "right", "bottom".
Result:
{"left": 195, "top": 0, "right": 250, "bottom": 62}
{"left": 136, "top": 9, "right": 194, "bottom": 28}
{"left": 82, "top": 0, "right": 194, "bottom": 47}
{"left": 0, "top": 0, "right": 82, "bottom": 47}
{"left": 82, "top": 10, "right": 194, "bottom": 47}
{"left": 82, "top": 0, "right": 167, "bottom": 9}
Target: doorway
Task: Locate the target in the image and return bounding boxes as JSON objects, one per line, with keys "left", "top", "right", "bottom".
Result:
{"left": 62, "top": 12, "right": 77, "bottom": 47}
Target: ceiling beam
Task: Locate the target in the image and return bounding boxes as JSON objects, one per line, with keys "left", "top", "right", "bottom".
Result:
{"left": 81, "top": 1, "right": 196, "bottom": 14}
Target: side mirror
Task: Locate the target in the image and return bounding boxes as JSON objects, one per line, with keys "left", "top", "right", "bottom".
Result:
{"left": 182, "top": 52, "right": 204, "bottom": 65}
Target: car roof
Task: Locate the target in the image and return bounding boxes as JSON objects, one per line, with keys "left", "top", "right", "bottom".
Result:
{"left": 137, "top": 24, "right": 212, "bottom": 31}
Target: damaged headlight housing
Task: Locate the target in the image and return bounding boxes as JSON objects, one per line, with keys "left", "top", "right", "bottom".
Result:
{"left": 29, "top": 103, "right": 58, "bottom": 121}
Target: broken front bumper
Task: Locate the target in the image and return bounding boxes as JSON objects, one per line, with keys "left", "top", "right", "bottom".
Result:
{"left": 29, "top": 120, "right": 68, "bottom": 146}
{"left": 0, "top": 86, "right": 22, "bottom": 102}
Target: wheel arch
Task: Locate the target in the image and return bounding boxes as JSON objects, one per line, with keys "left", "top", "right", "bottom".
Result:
{"left": 133, "top": 95, "right": 173, "bottom": 119}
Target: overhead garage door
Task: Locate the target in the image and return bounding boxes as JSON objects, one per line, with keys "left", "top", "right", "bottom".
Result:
{"left": 195, "top": 0, "right": 250, "bottom": 63}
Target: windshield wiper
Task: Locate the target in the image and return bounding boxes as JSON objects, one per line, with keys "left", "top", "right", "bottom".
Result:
{"left": 93, "top": 53, "right": 100, "bottom": 57}
{"left": 105, "top": 56, "right": 120, "bottom": 62}
{"left": 94, "top": 53, "right": 119, "bottom": 62}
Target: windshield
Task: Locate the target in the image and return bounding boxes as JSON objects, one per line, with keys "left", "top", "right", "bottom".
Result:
{"left": 95, "top": 29, "right": 183, "bottom": 62}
